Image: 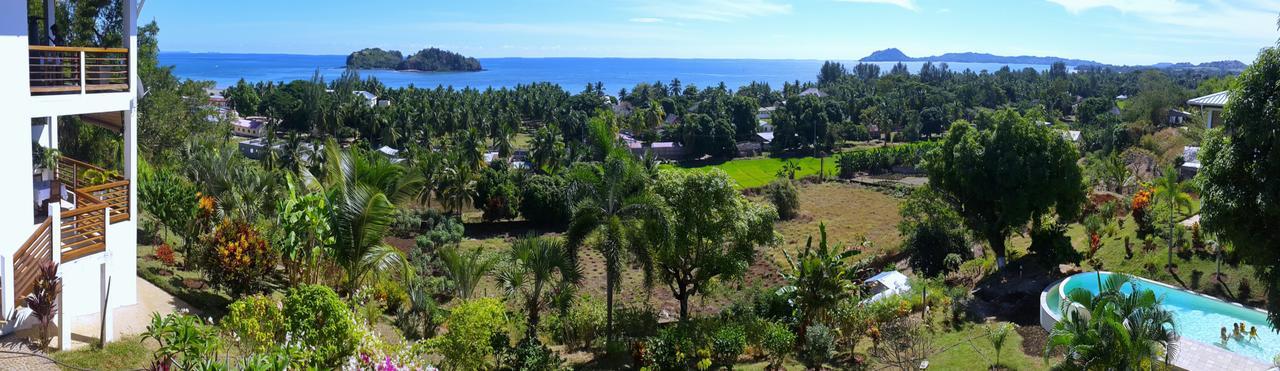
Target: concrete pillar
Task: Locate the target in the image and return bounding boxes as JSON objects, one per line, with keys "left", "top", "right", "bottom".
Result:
{"left": 99, "top": 262, "right": 112, "bottom": 344}
{"left": 1, "top": 255, "right": 12, "bottom": 319}
{"left": 47, "top": 116, "right": 57, "bottom": 151}
{"left": 44, "top": 0, "right": 54, "bottom": 46}
{"left": 52, "top": 204, "right": 65, "bottom": 350}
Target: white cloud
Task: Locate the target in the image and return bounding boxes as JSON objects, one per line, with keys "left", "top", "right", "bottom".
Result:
{"left": 631, "top": 0, "right": 792, "bottom": 22}
{"left": 1044, "top": 0, "right": 1279, "bottom": 42}
{"left": 629, "top": 17, "right": 665, "bottom": 23}
{"left": 834, "top": 0, "right": 917, "bottom": 11}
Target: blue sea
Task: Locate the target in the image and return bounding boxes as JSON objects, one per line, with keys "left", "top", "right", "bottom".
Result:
{"left": 160, "top": 52, "right": 1060, "bottom": 92}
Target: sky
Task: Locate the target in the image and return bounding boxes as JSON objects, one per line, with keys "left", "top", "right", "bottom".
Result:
{"left": 141, "top": 0, "right": 1280, "bottom": 65}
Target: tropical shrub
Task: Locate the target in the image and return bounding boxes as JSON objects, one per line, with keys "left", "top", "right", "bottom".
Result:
{"left": 1029, "top": 220, "right": 1082, "bottom": 266}
{"left": 764, "top": 178, "right": 800, "bottom": 220}
{"left": 155, "top": 243, "right": 177, "bottom": 266}
{"left": 474, "top": 161, "right": 521, "bottom": 221}
{"left": 642, "top": 325, "right": 701, "bottom": 371}
{"left": 414, "top": 213, "right": 465, "bottom": 250}
{"left": 222, "top": 295, "right": 284, "bottom": 353}
{"left": 799, "top": 324, "right": 835, "bottom": 367}
{"left": 898, "top": 187, "right": 970, "bottom": 276}
{"left": 519, "top": 174, "right": 571, "bottom": 228}
{"left": 835, "top": 141, "right": 937, "bottom": 178}
{"left": 1046, "top": 274, "right": 1178, "bottom": 369}
{"left": 711, "top": 323, "right": 748, "bottom": 368}
{"left": 429, "top": 298, "right": 510, "bottom": 371}
{"left": 282, "top": 285, "right": 357, "bottom": 367}
{"left": 204, "top": 219, "right": 277, "bottom": 297}
{"left": 494, "top": 337, "right": 567, "bottom": 371}
{"left": 24, "top": 261, "right": 60, "bottom": 351}
{"left": 143, "top": 313, "right": 222, "bottom": 370}
{"left": 547, "top": 294, "right": 606, "bottom": 350}
{"left": 760, "top": 321, "right": 796, "bottom": 370}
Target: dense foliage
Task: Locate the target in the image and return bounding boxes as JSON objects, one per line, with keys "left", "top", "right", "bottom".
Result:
{"left": 1199, "top": 46, "right": 1280, "bottom": 327}
{"left": 345, "top": 47, "right": 481, "bottom": 72}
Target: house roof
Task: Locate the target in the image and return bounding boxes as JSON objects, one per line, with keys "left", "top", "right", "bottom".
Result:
{"left": 1187, "top": 91, "right": 1230, "bottom": 108}
{"left": 866, "top": 271, "right": 908, "bottom": 287}
{"left": 798, "top": 88, "right": 828, "bottom": 97}
{"left": 757, "top": 131, "right": 774, "bottom": 143}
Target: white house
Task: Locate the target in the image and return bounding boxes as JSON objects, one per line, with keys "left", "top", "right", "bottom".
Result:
{"left": 1187, "top": 91, "right": 1230, "bottom": 129}
{"left": 1, "top": 0, "right": 140, "bottom": 349}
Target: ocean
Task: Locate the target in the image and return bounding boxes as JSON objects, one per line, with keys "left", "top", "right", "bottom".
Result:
{"left": 160, "top": 52, "right": 1060, "bottom": 92}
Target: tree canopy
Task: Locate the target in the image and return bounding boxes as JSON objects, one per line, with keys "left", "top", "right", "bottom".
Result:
{"left": 926, "top": 109, "right": 1085, "bottom": 267}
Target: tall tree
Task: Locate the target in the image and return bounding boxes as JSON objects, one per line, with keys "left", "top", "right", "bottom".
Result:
{"left": 565, "top": 153, "right": 662, "bottom": 343}
{"left": 1152, "top": 165, "right": 1195, "bottom": 269}
{"left": 651, "top": 169, "right": 777, "bottom": 320}
{"left": 1199, "top": 46, "right": 1280, "bottom": 327}
{"left": 926, "top": 109, "right": 1085, "bottom": 267}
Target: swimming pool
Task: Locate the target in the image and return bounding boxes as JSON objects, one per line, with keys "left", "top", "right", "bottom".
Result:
{"left": 1042, "top": 272, "right": 1279, "bottom": 364}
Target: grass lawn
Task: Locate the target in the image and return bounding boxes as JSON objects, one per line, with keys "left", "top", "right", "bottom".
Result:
{"left": 768, "top": 182, "right": 904, "bottom": 264}
{"left": 52, "top": 336, "right": 153, "bottom": 370}
{"left": 664, "top": 155, "right": 838, "bottom": 189}
{"left": 925, "top": 323, "right": 1053, "bottom": 371}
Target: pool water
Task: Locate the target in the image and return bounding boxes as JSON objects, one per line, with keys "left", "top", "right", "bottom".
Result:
{"left": 1054, "top": 272, "right": 1278, "bottom": 364}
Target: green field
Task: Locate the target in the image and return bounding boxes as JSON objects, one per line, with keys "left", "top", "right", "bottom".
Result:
{"left": 664, "top": 155, "right": 838, "bottom": 189}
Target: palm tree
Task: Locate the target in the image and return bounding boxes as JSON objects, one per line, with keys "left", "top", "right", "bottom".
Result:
{"left": 438, "top": 245, "right": 497, "bottom": 300}
{"left": 410, "top": 149, "right": 444, "bottom": 209}
{"left": 497, "top": 236, "right": 582, "bottom": 339}
{"left": 781, "top": 223, "right": 864, "bottom": 343}
{"left": 316, "top": 142, "right": 413, "bottom": 294}
{"left": 1152, "top": 165, "right": 1195, "bottom": 269}
{"left": 436, "top": 150, "right": 476, "bottom": 216}
{"left": 1046, "top": 273, "right": 1179, "bottom": 370}
{"left": 565, "top": 152, "right": 662, "bottom": 343}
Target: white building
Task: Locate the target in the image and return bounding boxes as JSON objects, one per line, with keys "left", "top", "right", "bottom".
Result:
{"left": 1187, "top": 91, "right": 1230, "bottom": 129}
{"left": 1, "top": 0, "right": 140, "bottom": 349}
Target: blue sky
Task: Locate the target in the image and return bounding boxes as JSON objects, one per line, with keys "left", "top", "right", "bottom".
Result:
{"left": 142, "top": 0, "right": 1280, "bottom": 65}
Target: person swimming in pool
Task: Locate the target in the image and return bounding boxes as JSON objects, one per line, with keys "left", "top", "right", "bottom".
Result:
{"left": 1222, "top": 326, "right": 1230, "bottom": 343}
{"left": 1251, "top": 326, "right": 1259, "bottom": 341}
{"left": 1234, "top": 323, "right": 1242, "bottom": 338}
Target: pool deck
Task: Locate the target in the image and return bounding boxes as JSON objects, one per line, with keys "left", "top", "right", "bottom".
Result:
{"left": 1171, "top": 337, "right": 1273, "bottom": 371}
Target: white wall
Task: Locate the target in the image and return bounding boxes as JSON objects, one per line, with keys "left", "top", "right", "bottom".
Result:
{"left": 0, "top": 4, "right": 34, "bottom": 259}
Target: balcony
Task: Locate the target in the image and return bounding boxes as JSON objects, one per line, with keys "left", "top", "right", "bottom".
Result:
{"left": 57, "top": 156, "right": 131, "bottom": 225}
{"left": 28, "top": 46, "right": 130, "bottom": 95}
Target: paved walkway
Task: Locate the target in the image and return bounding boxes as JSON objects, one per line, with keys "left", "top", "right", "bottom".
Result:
{"left": 1170, "top": 336, "right": 1274, "bottom": 371}
{"left": 0, "top": 276, "right": 194, "bottom": 369}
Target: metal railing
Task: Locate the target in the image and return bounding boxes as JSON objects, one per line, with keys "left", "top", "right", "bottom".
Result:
{"left": 29, "top": 45, "right": 130, "bottom": 95}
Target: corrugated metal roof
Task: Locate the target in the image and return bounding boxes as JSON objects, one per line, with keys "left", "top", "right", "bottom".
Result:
{"left": 1187, "top": 91, "right": 1230, "bottom": 108}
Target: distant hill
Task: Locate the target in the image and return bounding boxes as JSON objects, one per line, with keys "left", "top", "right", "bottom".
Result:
{"left": 860, "top": 48, "right": 1101, "bottom": 66}
{"left": 345, "top": 47, "right": 482, "bottom": 72}
{"left": 860, "top": 47, "right": 1246, "bottom": 74}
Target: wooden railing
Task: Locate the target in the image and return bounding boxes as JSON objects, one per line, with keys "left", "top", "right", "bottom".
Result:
{"left": 80, "top": 180, "right": 131, "bottom": 223}
{"left": 12, "top": 219, "right": 53, "bottom": 305}
{"left": 56, "top": 156, "right": 131, "bottom": 224}
{"left": 29, "top": 45, "right": 130, "bottom": 95}
{"left": 61, "top": 202, "right": 108, "bottom": 263}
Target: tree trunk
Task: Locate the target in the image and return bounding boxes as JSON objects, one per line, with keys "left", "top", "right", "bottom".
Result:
{"left": 677, "top": 286, "right": 689, "bottom": 321}
{"left": 988, "top": 230, "right": 1007, "bottom": 268}
{"left": 606, "top": 277, "right": 615, "bottom": 344}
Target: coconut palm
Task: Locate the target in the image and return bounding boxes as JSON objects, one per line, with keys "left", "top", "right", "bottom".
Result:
{"left": 317, "top": 142, "right": 412, "bottom": 294}
{"left": 1153, "top": 165, "right": 1195, "bottom": 268}
{"left": 565, "top": 152, "right": 663, "bottom": 343}
{"left": 497, "top": 235, "right": 582, "bottom": 339}
{"left": 438, "top": 245, "right": 498, "bottom": 300}
{"left": 1046, "top": 273, "right": 1179, "bottom": 370}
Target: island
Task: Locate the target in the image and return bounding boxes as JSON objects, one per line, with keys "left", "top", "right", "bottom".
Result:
{"left": 860, "top": 47, "right": 1102, "bottom": 66}
{"left": 345, "top": 47, "right": 482, "bottom": 72}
